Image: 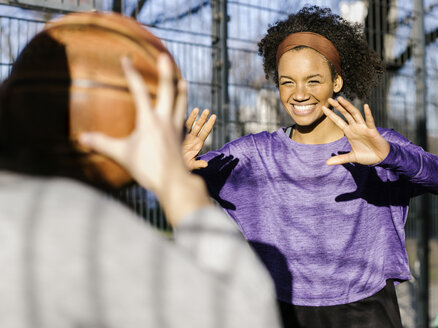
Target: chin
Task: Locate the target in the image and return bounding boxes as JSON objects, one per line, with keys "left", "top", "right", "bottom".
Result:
{"left": 293, "top": 114, "right": 326, "bottom": 128}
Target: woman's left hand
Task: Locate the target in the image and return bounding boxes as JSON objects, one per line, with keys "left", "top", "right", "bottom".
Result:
{"left": 322, "top": 96, "right": 390, "bottom": 166}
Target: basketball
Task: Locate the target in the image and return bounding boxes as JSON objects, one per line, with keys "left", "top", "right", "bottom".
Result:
{"left": 0, "top": 12, "right": 180, "bottom": 188}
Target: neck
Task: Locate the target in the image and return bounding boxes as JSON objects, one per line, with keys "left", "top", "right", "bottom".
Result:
{"left": 292, "top": 115, "right": 344, "bottom": 144}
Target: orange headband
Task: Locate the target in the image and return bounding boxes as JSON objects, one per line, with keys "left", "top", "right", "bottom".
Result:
{"left": 276, "top": 32, "right": 342, "bottom": 76}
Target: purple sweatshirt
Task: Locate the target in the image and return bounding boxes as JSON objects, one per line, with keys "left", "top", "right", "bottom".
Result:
{"left": 197, "top": 127, "right": 438, "bottom": 306}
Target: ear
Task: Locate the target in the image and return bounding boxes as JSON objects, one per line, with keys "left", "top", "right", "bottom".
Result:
{"left": 333, "top": 75, "right": 343, "bottom": 93}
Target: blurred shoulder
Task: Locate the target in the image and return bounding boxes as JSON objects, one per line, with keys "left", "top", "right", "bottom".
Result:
{"left": 0, "top": 171, "right": 142, "bottom": 226}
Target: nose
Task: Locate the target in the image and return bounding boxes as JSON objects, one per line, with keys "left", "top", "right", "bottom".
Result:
{"left": 293, "top": 84, "right": 309, "bottom": 102}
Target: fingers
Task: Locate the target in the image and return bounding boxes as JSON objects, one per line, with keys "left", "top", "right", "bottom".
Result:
{"left": 329, "top": 97, "right": 365, "bottom": 125}
{"left": 185, "top": 107, "right": 199, "bottom": 131}
{"left": 191, "top": 109, "right": 210, "bottom": 135}
{"left": 363, "top": 104, "right": 376, "bottom": 129}
{"left": 322, "top": 105, "right": 348, "bottom": 130}
{"left": 338, "top": 97, "right": 365, "bottom": 123}
{"left": 79, "top": 132, "right": 126, "bottom": 165}
{"left": 184, "top": 107, "right": 216, "bottom": 142}
{"left": 328, "top": 98, "right": 354, "bottom": 124}
{"left": 155, "top": 55, "right": 175, "bottom": 118}
{"left": 328, "top": 97, "right": 377, "bottom": 132}
{"left": 326, "top": 152, "right": 355, "bottom": 166}
{"left": 122, "top": 57, "right": 152, "bottom": 129}
{"left": 173, "top": 80, "right": 188, "bottom": 134}
{"left": 198, "top": 114, "right": 216, "bottom": 141}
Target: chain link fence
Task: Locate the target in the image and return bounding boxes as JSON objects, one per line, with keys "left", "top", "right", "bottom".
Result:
{"left": 0, "top": 0, "right": 437, "bottom": 326}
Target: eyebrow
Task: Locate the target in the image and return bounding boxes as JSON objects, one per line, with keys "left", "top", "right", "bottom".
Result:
{"left": 279, "top": 74, "right": 323, "bottom": 79}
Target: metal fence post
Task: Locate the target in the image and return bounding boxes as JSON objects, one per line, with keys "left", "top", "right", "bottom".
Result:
{"left": 211, "top": 0, "right": 230, "bottom": 148}
{"left": 112, "top": 0, "right": 123, "bottom": 14}
{"left": 413, "top": 0, "right": 430, "bottom": 327}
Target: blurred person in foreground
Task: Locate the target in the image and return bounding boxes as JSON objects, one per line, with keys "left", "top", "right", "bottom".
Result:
{"left": 0, "top": 38, "right": 280, "bottom": 328}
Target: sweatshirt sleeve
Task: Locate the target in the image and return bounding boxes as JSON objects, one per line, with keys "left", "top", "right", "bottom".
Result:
{"left": 174, "top": 206, "right": 281, "bottom": 327}
{"left": 376, "top": 129, "right": 438, "bottom": 195}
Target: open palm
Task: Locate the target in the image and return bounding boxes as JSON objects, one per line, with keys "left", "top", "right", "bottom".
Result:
{"left": 183, "top": 107, "right": 216, "bottom": 170}
{"left": 322, "top": 97, "right": 390, "bottom": 166}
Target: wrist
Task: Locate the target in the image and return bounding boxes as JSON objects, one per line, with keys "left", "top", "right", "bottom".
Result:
{"left": 156, "top": 169, "right": 211, "bottom": 226}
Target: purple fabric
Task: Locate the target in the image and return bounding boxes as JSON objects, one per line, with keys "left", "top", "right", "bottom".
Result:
{"left": 196, "top": 127, "right": 438, "bottom": 306}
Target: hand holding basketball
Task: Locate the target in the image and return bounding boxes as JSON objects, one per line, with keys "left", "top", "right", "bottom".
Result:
{"left": 80, "top": 56, "right": 211, "bottom": 225}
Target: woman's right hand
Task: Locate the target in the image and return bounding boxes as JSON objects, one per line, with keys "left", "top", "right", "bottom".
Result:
{"left": 183, "top": 107, "right": 216, "bottom": 170}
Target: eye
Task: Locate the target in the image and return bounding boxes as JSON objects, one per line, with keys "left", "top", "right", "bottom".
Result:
{"left": 280, "top": 80, "right": 293, "bottom": 85}
{"left": 309, "top": 80, "right": 321, "bottom": 84}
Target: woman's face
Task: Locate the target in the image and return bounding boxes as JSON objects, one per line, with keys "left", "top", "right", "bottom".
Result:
{"left": 277, "top": 47, "right": 342, "bottom": 127}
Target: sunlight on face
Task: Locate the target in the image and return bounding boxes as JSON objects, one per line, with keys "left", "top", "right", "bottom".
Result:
{"left": 277, "top": 47, "right": 341, "bottom": 127}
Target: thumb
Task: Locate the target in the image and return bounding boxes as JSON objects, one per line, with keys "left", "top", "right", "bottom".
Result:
{"left": 188, "top": 159, "right": 208, "bottom": 171}
{"left": 326, "top": 152, "right": 355, "bottom": 166}
{"left": 79, "top": 132, "right": 126, "bottom": 164}
{"left": 193, "top": 159, "right": 209, "bottom": 169}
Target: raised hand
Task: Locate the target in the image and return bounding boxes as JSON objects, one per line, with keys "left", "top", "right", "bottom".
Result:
{"left": 183, "top": 107, "right": 216, "bottom": 170}
{"left": 79, "top": 55, "right": 210, "bottom": 225}
{"left": 322, "top": 96, "right": 390, "bottom": 166}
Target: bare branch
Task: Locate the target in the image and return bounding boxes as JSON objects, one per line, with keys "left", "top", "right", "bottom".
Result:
{"left": 142, "top": 0, "right": 209, "bottom": 27}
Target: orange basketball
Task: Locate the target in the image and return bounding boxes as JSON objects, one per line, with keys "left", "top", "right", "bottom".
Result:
{"left": 0, "top": 12, "right": 180, "bottom": 188}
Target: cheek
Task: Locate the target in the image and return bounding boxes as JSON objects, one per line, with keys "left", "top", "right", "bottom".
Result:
{"left": 313, "top": 85, "right": 334, "bottom": 101}
{"left": 279, "top": 86, "right": 290, "bottom": 102}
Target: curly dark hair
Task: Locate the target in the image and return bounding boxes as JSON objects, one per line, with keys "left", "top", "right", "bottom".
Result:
{"left": 257, "top": 5, "right": 384, "bottom": 100}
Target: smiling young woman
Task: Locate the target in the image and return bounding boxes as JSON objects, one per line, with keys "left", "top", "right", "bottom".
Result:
{"left": 277, "top": 47, "right": 343, "bottom": 144}
{"left": 182, "top": 5, "right": 438, "bottom": 328}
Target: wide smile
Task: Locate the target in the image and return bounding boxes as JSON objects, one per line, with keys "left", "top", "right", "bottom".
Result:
{"left": 291, "top": 103, "right": 316, "bottom": 115}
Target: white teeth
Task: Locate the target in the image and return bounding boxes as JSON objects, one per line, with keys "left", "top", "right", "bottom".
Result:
{"left": 293, "top": 104, "right": 313, "bottom": 111}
